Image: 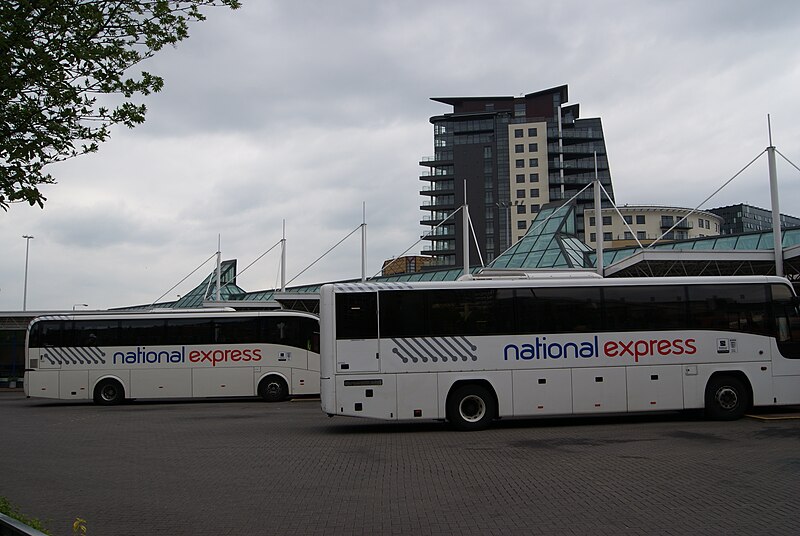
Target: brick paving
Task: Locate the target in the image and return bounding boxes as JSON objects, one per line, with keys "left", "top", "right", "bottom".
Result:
{"left": 1, "top": 390, "right": 798, "bottom": 536}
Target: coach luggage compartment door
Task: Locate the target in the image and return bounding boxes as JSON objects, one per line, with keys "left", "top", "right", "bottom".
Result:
{"left": 335, "top": 291, "right": 379, "bottom": 373}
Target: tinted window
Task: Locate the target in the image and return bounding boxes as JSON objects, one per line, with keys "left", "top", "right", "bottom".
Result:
{"left": 336, "top": 293, "right": 378, "bottom": 339}
{"left": 516, "top": 287, "right": 602, "bottom": 333}
{"left": 262, "top": 317, "right": 309, "bottom": 349}
{"left": 687, "top": 284, "right": 769, "bottom": 335}
{"left": 691, "top": 284, "right": 769, "bottom": 333}
{"left": 29, "top": 320, "right": 64, "bottom": 348}
{"left": 165, "top": 318, "right": 214, "bottom": 345}
{"left": 118, "top": 319, "right": 167, "bottom": 346}
{"left": 380, "top": 289, "right": 514, "bottom": 338}
{"left": 604, "top": 286, "right": 687, "bottom": 331}
{"left": 379, "top": 291, "right": 425, "bottom": 338}
{"left": 72, "top": 320, "right": 119, "bottom": 347}
{"left": 214, "top": 317, "right": 258, "bottom": 344}
{"left": 427, "top": 289, "right": 506, "bottom": 336}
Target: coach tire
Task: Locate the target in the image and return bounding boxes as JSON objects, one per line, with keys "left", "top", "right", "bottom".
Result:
{"left": 705, "top": 376, "right": 749, "bottom": 421}
{"left": 258, "top": 376, "right": 289, "bottom": 402}
{"left": 447, "top": 384, "right": 496, "bottom": 431}
{"left": 94, "top": 379, "right": 124, "bottom": 406}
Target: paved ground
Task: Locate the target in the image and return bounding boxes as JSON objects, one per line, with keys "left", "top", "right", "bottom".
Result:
{"left": 1, "top": 390, "right": 799, "bottom": 536}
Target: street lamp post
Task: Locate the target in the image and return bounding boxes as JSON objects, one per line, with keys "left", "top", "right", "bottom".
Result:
{"left": 22, "top": 235, "right": 34, "bottom": 311}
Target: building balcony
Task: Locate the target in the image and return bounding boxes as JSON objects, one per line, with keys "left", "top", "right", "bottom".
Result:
{"left": 546, "top": 128, "right": 604, "bottom": 140}
{"left": 420, "top": 182, "right": 455, "bottom": 194}
{"left": 660, "top": 219, "right": 692, "bottom": 230}
{"left": 550, "top": 158, "right": 607, "bottom": 171}
{"left": 421, "top": 243, "right": 456, "bottom": 254}
{"left": 547, "top": 143, "right": 606, "bottom": 156}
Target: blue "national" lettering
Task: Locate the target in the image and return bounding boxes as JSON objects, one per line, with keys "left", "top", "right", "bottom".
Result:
{"left": 503, "top": 336, "right": 599, "bottom": 360}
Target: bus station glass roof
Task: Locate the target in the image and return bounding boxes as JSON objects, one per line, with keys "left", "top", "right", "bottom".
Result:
{"left": 121, "top": 206, "right": 800, "bottom": 310}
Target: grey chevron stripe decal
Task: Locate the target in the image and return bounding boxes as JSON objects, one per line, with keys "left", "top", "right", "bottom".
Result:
{"left": 390, "top": 337, "right": 478, "bottom": 364}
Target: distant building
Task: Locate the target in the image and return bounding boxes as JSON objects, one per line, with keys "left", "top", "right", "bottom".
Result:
{"left": 583, "top": 206, "right": 722, "bottom": 248}
{"left": 708, "top": 203, "right": 800, "bottom": 235}
{"left": 419, "top": 84, "right": 614, "bottom": 269}
{"left": 381, "top": 255, "right": 433, "bottom": 276}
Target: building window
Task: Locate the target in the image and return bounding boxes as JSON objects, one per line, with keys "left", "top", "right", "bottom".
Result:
{"left": 515, "top": 144, "right": 524, "bottom": 153}
{"left": 589, "top": 217, "right": 596, "bottom": 226}
{"left": 624, "top": 231, "right": 633, "bottom": 240}
{"left": 517, "top": 220, "right": 527, "bottom": 229}
{"left": 517, "top": 205, "right": 526, "bottom": 214}
{"left": 484, "top": 147, "right": 492, "bottom": 158}
{"left": 623, "top": 215, "right": 633, "bottom": 224}
{"left": 530, "top": 173, "right": 539, "bottom": 182}
{"left": 529, "top": 158, "right": 539, "bottom": 167}
{"left": 531, "top": 204, "right": 540, "bottom": 212}
{"left": 530, "top": 188, "right": 539, "bottom": 197}
{"left": 528, "top": 143, "right": 538, "bottom": 152}
{"left": 636, "top": 215, "right": 646, "bottom": 225}
{"left": 603, "top": 232, "right": 612, "bottom": 241}
{"left": 637, "top": 231, "right": 646, "bottom": 240}
{"left": 516, "top": 174, "right": 525, "bottom": 183}
{"left": 515, "top": 159, "right": 524, "bottom": 168}
{"left": 590, "top": 233, "right": 596, "bottom": 242}
{"left": 528, "top": 127, "right": 537, "bottom": 136}
{"left": 485, "top": 191, "right": 494, "bottom": 203}
{"left": 602, "top": 216, "right": 612, "bottom": 226}
{"left": 514, "top": 128, "right": 524, "bottom": 138}
{"left": 514, "top": 103, "right": 525, "bottom": 117}
{"left": 516, "top": 189, "right": 525, "bottom": 198}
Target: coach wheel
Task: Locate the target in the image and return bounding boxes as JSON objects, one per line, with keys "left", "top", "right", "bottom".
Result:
{"left": 94, "top": 379, "right": 124, "bottom": 406}
{"left": 447, "top": 384, "right": 496, "bottom": 431}
{"left": 705, "top": 376, "right": 749, "bottom": 421}
{"left": 258, "top": 376, "right": 288, "bottom": 402}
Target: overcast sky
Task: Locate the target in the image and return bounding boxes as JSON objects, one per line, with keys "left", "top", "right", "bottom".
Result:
{"left": 3, "top": 0, "right": 800, "bottom": 311}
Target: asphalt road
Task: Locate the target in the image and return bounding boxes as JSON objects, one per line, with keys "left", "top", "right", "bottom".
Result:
{"left": 1, "top": 390, "right": 798, "bottom": 536}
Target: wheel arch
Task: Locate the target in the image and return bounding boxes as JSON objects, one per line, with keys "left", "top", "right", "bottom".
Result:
{"left": 256, "top": 371, "right": 290, "bottom": 392}
{"left": 446, "top": 379, "right": 499, "bottom": 417}
{"left": 705, "top": 370, "right": 753, "bottom": 409}
{"left": 92, "top": 374, "right": 127, "bottom": 396}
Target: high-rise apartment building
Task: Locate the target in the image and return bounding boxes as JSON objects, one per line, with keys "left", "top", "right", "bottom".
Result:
{"left": 419, "top": 85, "right": 614, "bottom": 268}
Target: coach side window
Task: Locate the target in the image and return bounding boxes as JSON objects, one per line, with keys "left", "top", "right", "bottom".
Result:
{"left": 687, "top": 284, "right": 770, "bottom": 335}
{"left": 72, "top": 320, "right": 119, "bottom": 347}
{"left": 29, "top": 320, "right": 63, "bottom": 348}
{"left": 214, "top": 317, "right": 258, "bottom": 344}
{"left": 118, "top": 319, "right": 168, "bottom": 346}
{"left": 516, "top": 287, "right": 602, "bottom": 334}
{"left": 603, "top": 285, "right": 687, "bottom": 332}
{"left": 336, "top": 292, "right": 378, "bottom": 340}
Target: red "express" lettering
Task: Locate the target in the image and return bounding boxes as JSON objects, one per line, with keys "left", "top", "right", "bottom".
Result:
{"left": 604, "top": 338, "right": 696, "bottom": 363}
{"left": 188, "top": 348, "right": 263, "bottom": 367}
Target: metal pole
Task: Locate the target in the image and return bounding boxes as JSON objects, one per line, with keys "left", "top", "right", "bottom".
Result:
{"left": 767, "top": 116, "right": 783, "bottom": 276}
{"left": 593, "top": 153, "right": 604, "bottom": 276}
{"left": 22, "top": 235, "right": 33, "bottom": 311}
{"left": 557, "top": 106, "right": 565, "bottom": 199}
{"left": 463, "top": 181, "right": 469, "bottom": 277}
{"left": 216, "top": 234, "right": 222, "bottom": 301}
{"left": 361, "top": 202, "right": 367, "bottom": 282}
{"left": 281, "top": 220, "right": 286, "bottom": 292}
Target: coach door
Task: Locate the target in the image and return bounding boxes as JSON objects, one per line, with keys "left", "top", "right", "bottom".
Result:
{"left": 771, "top": 284, "right": 800, "bottom": 404}
{"left": 335, "top": 292, "right": 379, "bottom": 373}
